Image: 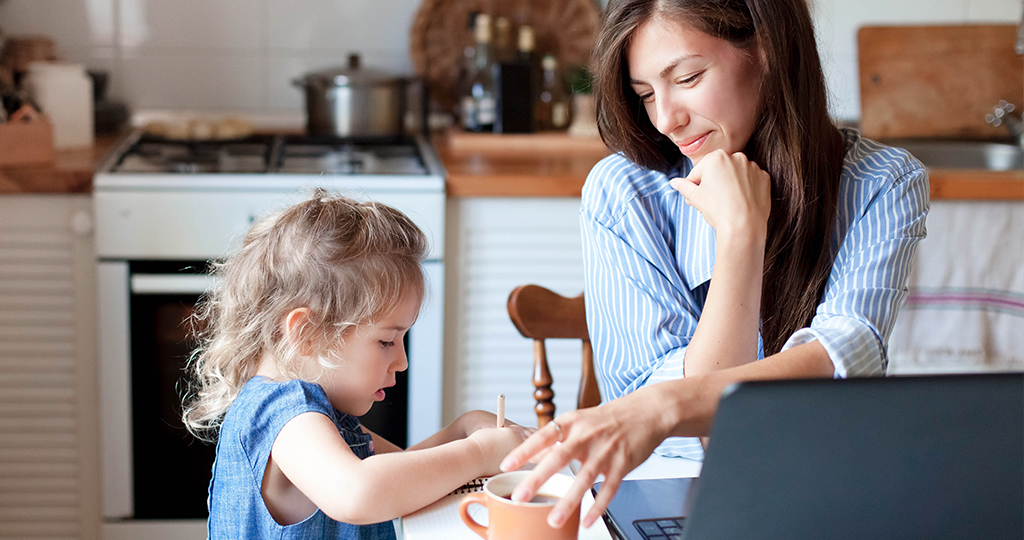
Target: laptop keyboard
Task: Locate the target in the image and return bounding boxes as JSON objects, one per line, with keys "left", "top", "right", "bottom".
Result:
{"left": 634, "top": 517, "right": 685, "bottom": 540}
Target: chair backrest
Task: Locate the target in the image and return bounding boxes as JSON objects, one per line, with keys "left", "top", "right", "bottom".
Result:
{"left": 507, "top": 284, "right": 600, "bottom": 427}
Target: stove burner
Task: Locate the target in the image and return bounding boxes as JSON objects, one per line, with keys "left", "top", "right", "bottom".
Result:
{"left": 111, "top": 133, "right": 428, "bottom": 176}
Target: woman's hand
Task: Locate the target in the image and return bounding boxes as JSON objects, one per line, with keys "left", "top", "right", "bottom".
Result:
{"left": 498, "top": 387, "right": 672, "bottom": 529}
{"left": 670, "top": 149, "right": 771, "bottom": 239}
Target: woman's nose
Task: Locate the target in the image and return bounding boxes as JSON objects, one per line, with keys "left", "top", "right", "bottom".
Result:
{"left": 653, "top": 94, "right": 688, "bottom": 136}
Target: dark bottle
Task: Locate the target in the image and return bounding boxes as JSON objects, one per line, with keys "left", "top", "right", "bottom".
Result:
{"left": 493, "top": 17, "right": 514, "bottom": 65}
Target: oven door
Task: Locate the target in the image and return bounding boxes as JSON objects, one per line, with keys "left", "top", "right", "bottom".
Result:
{"left": 98, "top": 261, "right": 216, "bottom": 520}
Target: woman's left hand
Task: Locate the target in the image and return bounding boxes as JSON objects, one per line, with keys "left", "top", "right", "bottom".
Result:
{"left": 498, "top": 386, "right": 671, "bottom": 529}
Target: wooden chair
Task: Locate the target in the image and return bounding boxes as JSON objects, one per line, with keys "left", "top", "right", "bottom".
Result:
{"left": 507, "top": 284, "right": 601, "bottom": 427}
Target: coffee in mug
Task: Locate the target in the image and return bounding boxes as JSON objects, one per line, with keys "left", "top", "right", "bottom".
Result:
{"left": 459, "top": 471, "right": 579, "bottom": 540}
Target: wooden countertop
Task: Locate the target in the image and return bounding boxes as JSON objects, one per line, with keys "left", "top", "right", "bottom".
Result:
{"left": 438, "top": 131, "right": 1024, "bottom": 200}
{"left": 0, "top": 134, "right": 122, "bottom": 194}
{"left": 2, "top": 130, "right": 1021, "bottom": 200}
{"left": 436, "top": 131, "right": 612, "bottom": 197}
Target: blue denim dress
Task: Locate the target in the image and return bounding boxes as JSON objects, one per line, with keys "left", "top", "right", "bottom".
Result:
{"left": 207, "top": 376, "right": 397, "bottom": 540}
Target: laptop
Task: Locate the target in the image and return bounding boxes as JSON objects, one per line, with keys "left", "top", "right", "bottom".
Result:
{"left": 594, "top": 373, "right": 1024, "bottom": 540}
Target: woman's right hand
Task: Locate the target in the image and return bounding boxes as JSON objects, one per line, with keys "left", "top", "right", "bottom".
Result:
{"left": 669, "top": 149, "right": 771, "bottom": 239}
{"left": 498, "top": 384, "right": 679, "bottom": 529}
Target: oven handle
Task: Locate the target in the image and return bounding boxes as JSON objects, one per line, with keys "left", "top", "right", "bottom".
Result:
{"left": 131, "top": 274, "right": 216, "bottom": 295}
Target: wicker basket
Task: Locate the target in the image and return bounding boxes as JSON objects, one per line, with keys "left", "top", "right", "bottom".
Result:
{"left": 410, "top": 0, "right": 600, "bottom": 113}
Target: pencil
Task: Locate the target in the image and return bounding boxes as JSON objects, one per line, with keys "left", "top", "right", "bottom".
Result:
{"left": 497, "top": 394, "right": 505, "bottom": 428}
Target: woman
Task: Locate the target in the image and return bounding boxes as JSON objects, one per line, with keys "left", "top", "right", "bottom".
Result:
{"left": 499, "top": 0, "right": 928, "bottom": 530}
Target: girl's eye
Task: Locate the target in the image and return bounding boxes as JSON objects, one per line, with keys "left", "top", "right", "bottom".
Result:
{"left": 638, "top": 91, "right": 654, "bottom": 103}
{"left": 379, "top": 340, "right": 395, "bottom": 348}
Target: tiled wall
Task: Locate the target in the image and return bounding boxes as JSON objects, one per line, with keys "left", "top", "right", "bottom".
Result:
{"left": 1, "top": 0, "right": 1020, "bottom": 120}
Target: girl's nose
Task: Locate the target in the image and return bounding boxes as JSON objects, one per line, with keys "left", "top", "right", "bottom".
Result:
{"left": 653, "top": 94, "right": 688, "bottom": 136}
{"left": 393, "top": 348, "right": 409, "bottom": 372}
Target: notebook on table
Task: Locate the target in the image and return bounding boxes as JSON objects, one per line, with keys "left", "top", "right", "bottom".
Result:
{"left": 595, "top": 373, "right": 1024, "bottom": 540}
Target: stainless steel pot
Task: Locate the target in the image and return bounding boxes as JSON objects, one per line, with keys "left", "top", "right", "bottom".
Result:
{"left": 293, "top": 55, "right": 408, "bottom": 138}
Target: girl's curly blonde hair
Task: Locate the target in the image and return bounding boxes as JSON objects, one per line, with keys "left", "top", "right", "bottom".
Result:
{"left": 182, "top": 189, "right": 428, "bottom": 442}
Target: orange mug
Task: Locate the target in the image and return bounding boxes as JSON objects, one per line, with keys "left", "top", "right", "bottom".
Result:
{"left": 458, "top": 471, "right": 580, "bottom": 540}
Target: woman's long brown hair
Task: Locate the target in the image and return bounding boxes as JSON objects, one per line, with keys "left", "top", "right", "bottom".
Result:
{"left": 593, "top": 0, "right": 847, "bottom": 356}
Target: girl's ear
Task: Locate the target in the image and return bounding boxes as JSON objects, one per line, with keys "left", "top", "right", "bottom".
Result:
{"left": 283, "top": 307, "right": 316, "bottom": 357}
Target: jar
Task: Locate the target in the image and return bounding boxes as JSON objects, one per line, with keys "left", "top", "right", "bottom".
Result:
{"left": 23, "top": 62, "right": 94, "bottom": 149}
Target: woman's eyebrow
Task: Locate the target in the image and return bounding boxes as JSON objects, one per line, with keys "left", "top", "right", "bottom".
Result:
{"left": 629, "top": 54, "right": 701, "bottom": 85}
{"left": 659, "top": 54, "right": 699, "bottom": 79}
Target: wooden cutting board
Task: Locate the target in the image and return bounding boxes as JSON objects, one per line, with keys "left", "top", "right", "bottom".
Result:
{"left": 858, "top": 25, "right": 1023, "bottom": 140}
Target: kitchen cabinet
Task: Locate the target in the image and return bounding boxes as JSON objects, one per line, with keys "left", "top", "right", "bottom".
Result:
{"left": 443, "top": 197, "right": 586, "bottom": 427}
{"left": 0, "top": 195, "right": 100, "bottom": 540}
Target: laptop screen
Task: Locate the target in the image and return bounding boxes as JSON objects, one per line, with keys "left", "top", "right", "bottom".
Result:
{"left": 598, "top": 374, "right": 1023, "bottom": 540}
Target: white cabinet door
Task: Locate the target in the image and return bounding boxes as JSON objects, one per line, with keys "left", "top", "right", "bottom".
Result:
{"left": 444, "top": 198, "right": 586, "bottom": 427}
{"left": 0, "top": 195, "right": 99, "bottom": 540}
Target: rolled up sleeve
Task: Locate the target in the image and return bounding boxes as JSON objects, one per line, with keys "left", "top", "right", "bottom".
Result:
{"left": 784, "top": 163, "right": 929, "bottom": 377}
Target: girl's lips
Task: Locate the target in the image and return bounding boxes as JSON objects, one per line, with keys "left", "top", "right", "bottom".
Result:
{"left": 676, "top": 132, "right": 710, "bottom": 154}
{"left": 374, "top": 389, "right": 386, "bottom": 401}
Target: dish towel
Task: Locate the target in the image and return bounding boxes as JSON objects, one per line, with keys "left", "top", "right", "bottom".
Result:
{"left": 888, "top": 200, "right": 1024, "bottom": 374}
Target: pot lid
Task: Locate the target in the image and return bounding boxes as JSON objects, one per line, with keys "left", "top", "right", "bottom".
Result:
{"left": 296, "top": 53, "right": 406, "bottom": 88}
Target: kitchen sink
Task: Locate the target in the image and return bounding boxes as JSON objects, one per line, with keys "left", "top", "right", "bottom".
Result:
{"left": 886, "top": 140, "right": 1024, "bottom": 171}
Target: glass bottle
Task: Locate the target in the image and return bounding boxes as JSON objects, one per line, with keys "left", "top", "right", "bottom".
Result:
{"left": 516, "top": 25, "right": 538, "bottom": 129}
{"left": 493, "top": 17, "right": 513, "bottom": 65}
{"left": 457, "top": 11, "right": 479, "bottom": 128}
{"left": 517, "top": 25, "right": 536, "bottom": 65}
{"left": 465, "top": 13, "right": 496, "bottom": 132}
{"left": 537, "top": 54, "right": 569, "bottom": 131}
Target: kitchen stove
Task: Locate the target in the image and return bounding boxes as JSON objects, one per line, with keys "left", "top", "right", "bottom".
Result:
{"left": 109, "top": 133, "right": 432, "bottom": 176}
{"left": 93, "top": 129, "right": 446, "bottom": 537}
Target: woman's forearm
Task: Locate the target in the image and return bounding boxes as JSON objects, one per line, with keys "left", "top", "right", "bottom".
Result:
{"left": 658, "top": 340, "right": 834, "bottom": 438}
{"left": 684, "top": 229, "right": 766, "bottom": 377}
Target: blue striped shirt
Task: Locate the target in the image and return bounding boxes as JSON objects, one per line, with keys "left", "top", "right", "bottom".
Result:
{"left": 580, "top": 128, "right": 929, "bottom": 460}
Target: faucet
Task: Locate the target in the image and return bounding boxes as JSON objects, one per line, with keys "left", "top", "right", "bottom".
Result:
{"left": 1018, "top": 0, "right": 1024, "bottom": 55}
{"left": 987, "top": 101, "right": 1024, "bottom": 149}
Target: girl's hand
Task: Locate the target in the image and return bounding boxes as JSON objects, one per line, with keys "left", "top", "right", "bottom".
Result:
{"left": 498, "top": 388, "right": 670, "bottom": 529}
{"left": 455, "top": 410, "right": 536, "bottom": 438}
{"left": 468, "top": 423, "right": 536, "bottom": 474}
{"left": 669, "top": 149, "right": 771, "bottom": 240}
{"left": 455, "top": 410, "right": 501, "bottom": 437}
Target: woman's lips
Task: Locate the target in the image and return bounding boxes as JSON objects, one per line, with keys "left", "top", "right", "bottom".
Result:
{"left": 676, "top": 132, "right": 710, "bottom": 154}
{"left": 375, "top": 389, "right": 386, "bottom": 400}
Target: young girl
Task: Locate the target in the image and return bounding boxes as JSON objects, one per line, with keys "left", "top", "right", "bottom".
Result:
{"left": 182, "top": 190, "right": 531, "bottom": 539}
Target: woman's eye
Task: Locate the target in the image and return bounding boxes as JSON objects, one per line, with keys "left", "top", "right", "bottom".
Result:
{"left": 678, "top": 72, "right": 702, "bottom": 85}
{"left": 639, "top": 92, "right": 654, "bottom": 103}
{"left": 380, "top": 340, "right": 395, "bottom": 348}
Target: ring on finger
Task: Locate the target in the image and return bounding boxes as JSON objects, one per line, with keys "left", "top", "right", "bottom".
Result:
{"left": 550, "top": 419, "right": 565, "bottom": 443}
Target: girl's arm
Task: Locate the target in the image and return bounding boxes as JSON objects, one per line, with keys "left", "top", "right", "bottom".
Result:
{"left": 361, "top": 428, "right": 403, "bottom": 454}
{"left": 362, "top": 410, "right": 525, "bottom": 453}
{"left": 271, "top": 413, "right": 528, "bottom": 525}
{"left": 406, "top": 410, "right": 507, "bottom": 451}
